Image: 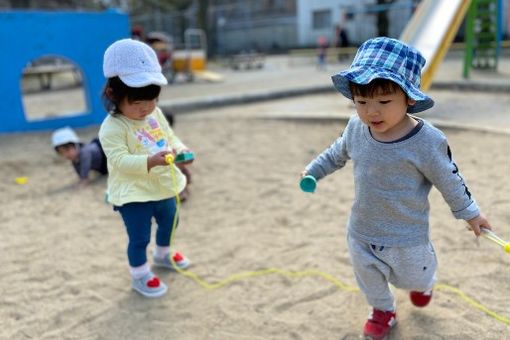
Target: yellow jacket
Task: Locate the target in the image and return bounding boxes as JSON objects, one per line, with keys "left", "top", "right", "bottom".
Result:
{"left": 99, "top": 107, "right": 187, "bottom": 206}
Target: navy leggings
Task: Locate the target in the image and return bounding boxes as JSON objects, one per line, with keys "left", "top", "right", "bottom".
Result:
{"left": 115, "top": 198, "right": 177, "bottom": 267}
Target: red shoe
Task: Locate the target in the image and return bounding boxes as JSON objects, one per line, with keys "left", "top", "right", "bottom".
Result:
{"left": 363, "top": 309, "right": 396, "bottom": 340}
{"left": 410, "top": 289, "right": 433, "bottom": 307}
{"left": 153, "top": 251, "right": 190, "bottom": 270}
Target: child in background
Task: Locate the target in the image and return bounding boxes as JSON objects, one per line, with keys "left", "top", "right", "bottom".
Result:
{"left": 316, "top": 35, "right": 328, "bottom": 70}
{"left": 301, "top": 37, "right": 492, "bottom": 339}
{"left": 99, "top": 39, "right": 192, "bottom": 298}
{"left": 52, "top": 126, "right": 107, "bottom": 187}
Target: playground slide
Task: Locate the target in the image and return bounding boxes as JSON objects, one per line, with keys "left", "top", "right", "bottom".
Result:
{"left": 399, "top": 0, "right": 472, "bottom": 90}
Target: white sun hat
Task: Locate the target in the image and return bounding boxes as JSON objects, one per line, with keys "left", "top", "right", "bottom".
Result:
{"left": 103, "top": 38, "right": 168, "bottom": 87}
{"left": 51, "top": 127, "right": 80, "bottom": 147}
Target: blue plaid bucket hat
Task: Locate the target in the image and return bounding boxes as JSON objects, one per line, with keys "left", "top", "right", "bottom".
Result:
{"left": 331, "top": 37, "right": 434, "bottom": 113}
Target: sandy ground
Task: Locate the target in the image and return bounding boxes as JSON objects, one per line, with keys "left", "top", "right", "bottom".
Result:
{"left": 1, "top": 95, "right": 510, "bottom": 340}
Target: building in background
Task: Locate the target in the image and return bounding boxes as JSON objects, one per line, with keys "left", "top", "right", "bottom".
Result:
{"left": 208, "top": 0, "right": 421, "bottom": 54}
{"left": 1, "top": 0, "right": 508, "bottom": 56}
{"left": 208, "top": 0, "right": 297, "bottom": 55}
{"left": 209, "top": 0, "right": 508, "bottom": 54}
{"left": 297, "top": 0, "right": 419, "bottom": 47}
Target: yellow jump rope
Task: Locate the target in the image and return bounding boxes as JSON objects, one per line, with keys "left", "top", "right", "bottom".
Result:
{"left": 164, "top": 154, "right": 510, "bottom": 325}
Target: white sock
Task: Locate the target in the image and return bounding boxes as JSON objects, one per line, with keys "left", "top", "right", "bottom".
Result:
{"left": 130, "top": 263, "right": 150, "bottom": 279}
{"left": 154, "top": 246, "right": 170, "bottom": 259}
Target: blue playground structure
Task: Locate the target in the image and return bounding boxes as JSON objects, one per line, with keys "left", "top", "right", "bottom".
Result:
{"left": 0, "top": 9, "right": 129, "bottom": 133}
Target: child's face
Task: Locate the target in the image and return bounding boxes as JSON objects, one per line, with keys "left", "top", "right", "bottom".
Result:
{"left": 353, "top": 88, "right": 416, "bottom": 139}
{"left": 118, "top": 98, "right": 158, "bottom": 120}
{"left": 56, "top": 144, "right": 79, "bottom": 161}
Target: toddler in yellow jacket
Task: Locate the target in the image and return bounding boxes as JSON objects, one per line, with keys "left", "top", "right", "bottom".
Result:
{"left": 99, "top": 39, "right": 192, "bottom": 298}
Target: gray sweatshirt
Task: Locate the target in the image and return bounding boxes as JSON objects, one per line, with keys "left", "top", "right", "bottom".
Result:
{"left": 72, "top": 139, "right": 108, "bottom": 180}
{"left": 305, "top": 115, "right": 479, "bottom": 247}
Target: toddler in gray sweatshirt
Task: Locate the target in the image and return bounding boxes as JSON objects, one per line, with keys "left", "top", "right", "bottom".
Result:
{"left": 301, "top": 37, "right": 492, "bottom": 340}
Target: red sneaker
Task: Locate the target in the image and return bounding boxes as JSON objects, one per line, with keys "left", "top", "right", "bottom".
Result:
{"left": 153, "top": 251, "right": 191, "bottom": 270}
{"left": 363, "top": 309, "right": 396, "bottom": 340}
{"left": 410, "top": 289, "right": 433, "bottom": 307}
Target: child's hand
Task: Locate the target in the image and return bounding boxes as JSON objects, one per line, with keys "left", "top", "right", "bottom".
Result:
{"left": 466, "top": 213, "right": 492, "bottom": 237}
{"left": 176, "top": 163, "right": 190, "bottom": 170}
{"left": 147, "top": 150, "right": 175, "bottom": 171}
{"left": 300, "top": 170, "right": 307, "bottom": 178}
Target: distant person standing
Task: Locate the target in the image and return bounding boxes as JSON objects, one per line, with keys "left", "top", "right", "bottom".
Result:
{"left": 334, "top": 24, "right": 350, "bottom": 61}
{"left": 316, "top": 36, "right": 328, "bottom": 70}
{"left": 131, "top": 24, "right": 145, "bottom": 41}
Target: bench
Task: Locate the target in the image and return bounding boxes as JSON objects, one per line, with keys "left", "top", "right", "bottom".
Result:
{"left": 229, "top": 52, "right": 265, "bottom": 70}
{"left": 23, "top": 63, "right": 81, "bottom": 90}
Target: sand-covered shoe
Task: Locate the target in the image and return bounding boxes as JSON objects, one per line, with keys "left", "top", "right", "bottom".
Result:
{"left": 153, "top": 251, "right": 190, "bottom": 270}
{"left": 132, "top": 272, "right": 167, "bottom": 298}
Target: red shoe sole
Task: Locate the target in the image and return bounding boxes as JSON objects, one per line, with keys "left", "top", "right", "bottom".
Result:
{"left": 410, "top": 290, "right": 432, "bottom": 307}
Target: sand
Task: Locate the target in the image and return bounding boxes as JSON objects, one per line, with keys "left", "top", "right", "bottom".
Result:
{"left": 2, "top": 96, "right": 510, "bottom": 340}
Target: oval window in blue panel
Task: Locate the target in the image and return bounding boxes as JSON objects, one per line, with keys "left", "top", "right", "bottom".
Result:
{"left": 21, "top": 55, "right": 88, "bottom": 121}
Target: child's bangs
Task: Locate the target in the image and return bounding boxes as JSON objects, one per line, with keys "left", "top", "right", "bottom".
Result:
{"left": 126, "top": 84, "right": 161, "bottom": 102}
{"left": 349, "top": 79, "right": 402, "bottom": 98}
{"left": 102, "top": 77, "right": 162, "bottom": 113}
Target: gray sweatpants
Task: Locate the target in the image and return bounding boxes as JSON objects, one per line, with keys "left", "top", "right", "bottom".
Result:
{"left": 347, "top": 233, "right": 438, "bottom": 312}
